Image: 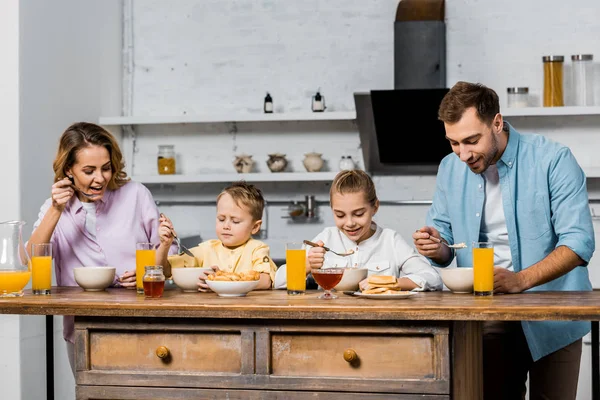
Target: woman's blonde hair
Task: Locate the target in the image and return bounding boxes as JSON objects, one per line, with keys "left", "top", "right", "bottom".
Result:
{"left": 53, "top": 122, "right": 129, "bottom": 190}
{"left": 217, "top": 181, "right": 265, "bottom": 221}
{"left": 329, "top": 170, "right": 378, "bottom": 207}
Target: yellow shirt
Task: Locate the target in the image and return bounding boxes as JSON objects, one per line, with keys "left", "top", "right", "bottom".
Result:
{"left": 168, "top": 238, "right": 277, "bottom": 286}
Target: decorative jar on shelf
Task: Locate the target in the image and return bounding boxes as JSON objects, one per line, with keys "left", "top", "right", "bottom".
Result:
{"left": 157, "top": 145, "right": 176, "bottom": 175}
{"left": 339, "top": 156, "right": 355, "bottom": 171}
{"left": 303, "top": 152, "right": 324, "bottom": 172}
{"left": 233, "top": 154, "right": 254, "bottom": 173}
{"left": 266, "top": 153, "right": 288, "bottom": 172}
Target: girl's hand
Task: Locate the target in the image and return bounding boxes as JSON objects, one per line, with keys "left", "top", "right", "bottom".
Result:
{"left": 307, "top": 240, "right": 326, "bottom": 272}
{"left": 158, "top": 213, "right": 175, "bottom": 247}
{"left": 118, "top": 270, "right": 137, "bottom": 289}
{"left": 198, "top": 265, "right": 219, "bottom": 292}
{"left": 51, "top": 178, "right": 75, "bottom": 212}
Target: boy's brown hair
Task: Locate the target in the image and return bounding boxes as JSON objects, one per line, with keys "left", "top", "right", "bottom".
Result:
{"left": 438, "top": 81, "right": 500, "bottom": 125}
{"left": 330, "top": 170, "right": 378, "bottom": 208}
{"left": 217, "top": 181, "right": 265, "bottom": 221}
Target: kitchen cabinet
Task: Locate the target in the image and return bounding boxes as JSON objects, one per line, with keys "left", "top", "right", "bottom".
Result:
{"left": 99, "top": 111, "right": 356, "bottom": 184}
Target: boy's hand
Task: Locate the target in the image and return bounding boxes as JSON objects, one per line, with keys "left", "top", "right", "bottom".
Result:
{"left": 198, "top": 265, "right": 219, "bottom": 292}
{"left": 158, "top": 213, "right": 175, "bottom": 247}
{"left": 118, "top": 270, "right": 137, "bottom": 289}
{"left": 307, "top": 240, "right": 326, "bottom": 273}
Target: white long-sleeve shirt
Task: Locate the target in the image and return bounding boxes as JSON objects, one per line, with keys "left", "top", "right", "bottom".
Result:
{"left": 274, "top": 223, "right": 442, "bottom": 291}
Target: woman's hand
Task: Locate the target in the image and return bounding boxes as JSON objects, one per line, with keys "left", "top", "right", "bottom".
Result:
{"left": 198, "top": 265, "right": 219, "bottom": 292}
{"left": 51, "top": 178, "right": 75, "bottom": 212}
{"left": 307, "top": 241, "right": 326, "bottom": 273}
{"left": 158, "top": 213, "right": 175, "bottom": 247}
{"left": 118, "top": 270, "right": 137, "bottom": 289}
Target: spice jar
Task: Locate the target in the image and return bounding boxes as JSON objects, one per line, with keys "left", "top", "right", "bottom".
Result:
{"left": 542, "top": 55, "right": 564, "bottom": 107}
{"left": 507, "top": 87, "right": 529, "bottom": 108}
{"left": 143, "top": 265, "right": 165, "bottom": 298}
{"left": 157, "top": 145, "right": 176, "bottom": 175}
{"left": 571, "top": 54, "right": 594, "bottom": 106}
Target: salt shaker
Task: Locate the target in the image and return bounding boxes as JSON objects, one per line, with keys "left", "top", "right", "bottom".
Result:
{"left": 339, "top": 156, "right": 355, "bottom": 171}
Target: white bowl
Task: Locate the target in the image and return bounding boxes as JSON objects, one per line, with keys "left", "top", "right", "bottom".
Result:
{"left": 333, "top": 268, "right": 368, "bottom": 291}
{"left": 440, "top": 267, "right": 474, "bottom": 293}
{"left": 74, "top": 266, "right": 116, "bottom": 291}
{"left": 206, "top": 279, "right": 260, "bottom": 297}
{"left": 171, "top": 267, "right": 213, "bottom": 292}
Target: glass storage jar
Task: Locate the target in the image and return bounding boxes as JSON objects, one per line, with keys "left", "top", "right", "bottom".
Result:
{"left": 507, "top": 87, "right": 529, "bottom": 108}
{"left": 542, "top": 55, "right": 564, "bottom": 107}
{"left": 571, "top": 54, "right": 594, "bottom": 106}
{"left": 0, "top": 221, "right": 31, "bottom": 297}
{"left": 143, "top": 265, "right": 165, "bottom": 298}
{"left": 157, "top": 145, "right": 176, "bottom": 175}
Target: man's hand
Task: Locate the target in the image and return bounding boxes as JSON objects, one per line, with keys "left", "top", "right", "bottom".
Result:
{"left": 493, "top": 267, "right": 527, "bottom": 294}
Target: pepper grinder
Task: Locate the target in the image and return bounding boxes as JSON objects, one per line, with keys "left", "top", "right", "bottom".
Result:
{"left": 311, "top": 91, "right": 326, "bottom": 112}
{"left": 264, "top": 92, "right": 273, "bottom": 113}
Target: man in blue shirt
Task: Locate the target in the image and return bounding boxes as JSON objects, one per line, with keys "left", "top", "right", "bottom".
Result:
{"left": 413, "top": 81, "right": 595, "bottom": 400}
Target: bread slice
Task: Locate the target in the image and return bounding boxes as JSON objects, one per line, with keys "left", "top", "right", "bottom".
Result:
{"left": 368, "top": 275, "right": 397, "bottom": 285}
{"left": 362, "top": 287, "right": 388, "bottom": 294}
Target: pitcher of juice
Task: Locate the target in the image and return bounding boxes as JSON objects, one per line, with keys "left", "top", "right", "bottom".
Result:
{"left": 0, "top": 221, "right": 32, "bottom": 297}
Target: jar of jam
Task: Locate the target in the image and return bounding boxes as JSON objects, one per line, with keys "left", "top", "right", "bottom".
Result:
{"left": 157, "top": 145, "right": 176, "bottom": 175}
{"left": 143, "top": 265, "right": 165, "bottom": 298}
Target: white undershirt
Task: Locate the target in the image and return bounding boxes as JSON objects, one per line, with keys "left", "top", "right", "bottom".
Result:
{"left": 480, "top": 164, "right": 513, "bottom": 270}
{"left": 80, "top": 202, "right": 97, "bottom": 238}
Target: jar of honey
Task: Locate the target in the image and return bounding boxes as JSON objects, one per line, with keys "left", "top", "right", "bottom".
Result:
{"left": 143, "top": 265, "right": 165, "bottom": 298}
{"left": 542, "top": 55, "right": 564, "bottom": 107}
{"left": 157, "top": 145, "right": 176, "bottom": 175}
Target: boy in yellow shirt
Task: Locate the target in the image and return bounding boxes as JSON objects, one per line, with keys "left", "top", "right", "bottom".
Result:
{"left": 157, "top": 181, "right": 276, "bottom": 291}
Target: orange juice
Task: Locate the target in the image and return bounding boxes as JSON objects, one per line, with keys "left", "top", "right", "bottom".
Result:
{"left": 136, "top": 249, "right": 156, "bottom": 293}
{"left": 32, "top": 256, "right": 52, "bottom": 293}
{"left": 473, "top": 246, "right": 494, "bottom": 296}
{"left": 286, "top": 248, "right": 306, "bottom": 294}
{"left": 0, "top": 270, "right": 32, "bottom": 296}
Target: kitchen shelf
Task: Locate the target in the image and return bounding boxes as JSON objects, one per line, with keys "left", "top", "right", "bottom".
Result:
{"left": 134, "top": 172, "right": 340, "bottom": 184}
{"left": 99, "top": 111, "right": 356, "bottom": 125}
{"left": 503, "top": 106, "right": 600, "bottom": 117}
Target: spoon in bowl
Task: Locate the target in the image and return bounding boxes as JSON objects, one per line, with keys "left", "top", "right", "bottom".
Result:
{"left": 303, "top": 240, "right": 355, "bottom": 257}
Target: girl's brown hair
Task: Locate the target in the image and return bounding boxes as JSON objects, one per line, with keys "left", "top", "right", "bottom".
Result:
{"left": 330, "top": 170, "right": 378, "bottom": 207}
{"left": 217, "top": 181, "right": 265, "bottom": 221}
{"left": 438, "top": 81, "right": 500, "bottom": 125}
{"left": 52, "top": 122, "right": 129, "bottom": 190}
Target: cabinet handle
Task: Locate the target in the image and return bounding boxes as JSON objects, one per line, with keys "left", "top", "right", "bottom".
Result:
{"left": 343, "top": 348, "right": 358, "bottom": 363}
{"left": 156, "top": 346, "right": 170, "bottom": 359}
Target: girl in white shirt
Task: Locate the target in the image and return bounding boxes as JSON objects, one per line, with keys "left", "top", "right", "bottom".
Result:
{"left": 274, "top": 170, "right": 442, "bottom": 291}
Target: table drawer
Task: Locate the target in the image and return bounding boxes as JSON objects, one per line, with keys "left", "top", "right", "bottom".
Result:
{"left": 89, "top": 330, "right": 242, "bottom": 373}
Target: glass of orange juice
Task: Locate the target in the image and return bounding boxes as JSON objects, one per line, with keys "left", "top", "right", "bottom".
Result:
{"left": 473, "top": 242, "right": 494, "bottom": 296}
{"left": 286, "top": 242, "right": 306, "bottom": 295}
{"left": 136, "top": 243, "right": 156, "bottom": 294}
{"left": 31, "top": 243, "right": 52, "bottom": 295}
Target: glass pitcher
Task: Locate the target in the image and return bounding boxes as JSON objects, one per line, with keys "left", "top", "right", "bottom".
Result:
{"left": 0, "top": 221, "right": 31, "bottom": 297}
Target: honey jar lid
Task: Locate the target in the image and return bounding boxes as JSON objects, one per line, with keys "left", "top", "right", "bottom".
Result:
{"left": 542, "top": 55, "right": 564, "bottom": 62}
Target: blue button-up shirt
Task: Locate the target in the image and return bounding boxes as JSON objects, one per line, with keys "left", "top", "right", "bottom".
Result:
{"left": 427, "top": 122, "right": 595, "bottom": 361}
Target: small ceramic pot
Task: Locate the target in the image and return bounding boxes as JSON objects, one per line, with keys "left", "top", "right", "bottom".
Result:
{"left": 266, "top": 153, "right": 288, "bottom": 172}
{"left": 233, "top": 154, "right": 254, "bottom": 173}
{"left": 303, "top": 152, "right": 324, "bottom": 172}
{"left": 339, "top": 156, "right": 355, "bottom": 171}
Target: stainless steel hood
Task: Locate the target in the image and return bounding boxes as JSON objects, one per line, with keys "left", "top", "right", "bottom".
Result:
{"left": 354, "top": 89, "right": 451, "bottom": 175}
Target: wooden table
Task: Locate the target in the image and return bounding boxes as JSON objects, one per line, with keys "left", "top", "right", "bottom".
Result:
{"left": 1, "top": 288, "right": 599, "bottom": 400}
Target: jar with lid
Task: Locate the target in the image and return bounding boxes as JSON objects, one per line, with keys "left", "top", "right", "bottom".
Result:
{"left": 571, "top": 54, "right": 594, "bottom": 106}
{"left": 542, "top": 55, "right": 564, "bottom": 107}
{"left": 339, "top": 155, "right": 355, "bottom": 171}
{"left": 507, "top": 87, "right": 529, "bottom": 108}
{"left": 143, "top": 265, "right": 165, "bottom": 298}
{"left": 157, "top": 145, "right": 176, "bottom": 175}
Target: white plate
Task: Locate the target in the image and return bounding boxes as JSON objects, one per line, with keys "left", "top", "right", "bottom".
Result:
{"left": 352, "top": 291, "right": 417, "bottom": 300}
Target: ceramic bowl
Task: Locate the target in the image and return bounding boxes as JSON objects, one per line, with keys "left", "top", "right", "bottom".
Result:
{"left": 73, "top": 266, "right": 116, "bottom": 291}
{"left": 333, "top": 267, "right": 368, "bottom": 291}
{"left": 440, "top": 267, "right": 474, "bottom": 293}
{"left": 206, "top": 279, "right": 260, "bottom": 297}
{"left": 171, "top": 267, "right": 213, "bottom": 292}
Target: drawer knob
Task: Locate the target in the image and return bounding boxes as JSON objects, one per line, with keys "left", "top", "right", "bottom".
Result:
{"left": 343, "top": 348, "right": 358, "bottom": 363}
{"left": 156, "top": 346, "right": 170, "bottom": 359}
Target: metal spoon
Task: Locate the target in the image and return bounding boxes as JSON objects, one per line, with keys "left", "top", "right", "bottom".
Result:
{"left": 67, "top": 177, "right": 96, "bottom": 198}
{"left": 429, "top": 236, "right": 467, "bottom": 249}
{"left": 303, "top": 240, "right": 355, "bottom": 257}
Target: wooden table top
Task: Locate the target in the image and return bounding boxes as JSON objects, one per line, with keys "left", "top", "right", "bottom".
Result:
{"left": 1, "top": 287, "right": 599, "bottom": 321}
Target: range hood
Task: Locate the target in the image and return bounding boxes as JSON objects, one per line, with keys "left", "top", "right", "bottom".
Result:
{"left": 354, "top": 89, "right": 451, "bottom": 175}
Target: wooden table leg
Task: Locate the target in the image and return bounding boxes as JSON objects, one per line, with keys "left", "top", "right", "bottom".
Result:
{"left": 452, "top": 321, "right": 483, "bottom": 400}
{"left": 593, "top": 321, "right": 599, "bottom": 400}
